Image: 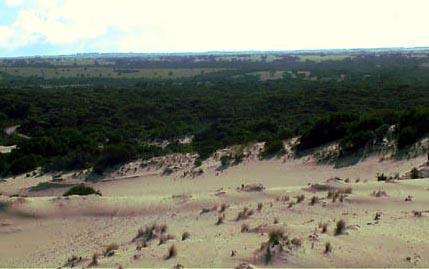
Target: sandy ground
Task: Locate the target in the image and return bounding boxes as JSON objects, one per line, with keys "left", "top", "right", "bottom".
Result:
{"left": 1, "top": 151, "right": 429, "bottom": 268}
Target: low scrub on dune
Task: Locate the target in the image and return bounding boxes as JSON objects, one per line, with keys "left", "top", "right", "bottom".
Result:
{"left": 63, "top": 184, "right": 102, "bottom": 196}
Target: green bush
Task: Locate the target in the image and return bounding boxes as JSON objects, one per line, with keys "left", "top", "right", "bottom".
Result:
{"left": 410, "top": 167, "right": 420, "bottom": 179}
{"left": 93, "top": 144, "right": 137, "bottom": 174}
{"left": 9, "top": 154, "right": 42, "bottom": 175}
{"left": 260, "top": 139, "right": 284, "bottom": 159}
{"left": 63, "top": 184, "right": 102, "bottom": 196}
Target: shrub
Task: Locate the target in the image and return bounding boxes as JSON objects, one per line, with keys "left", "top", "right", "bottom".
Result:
{"left": 344, "top": 187, "right": 353, "bottom": 194}
{"left": 194, "top": 158, "right": 202, "bottom": 167}
{"left": 216, "top": 214, "right": 225, "bottom": 225}
{"left": 93, "top": 144, "right": 137, "bottom": 174}
{"left": 377, "top": 173, "right": 387, "bottom": 181}
{"left": 91, "top": 253, "right": 98, "bottom": 266}
{"left": 104, "top": 243, "right": 119, "bottom": 257}
{"left": 291, "top": 238, "right": 302, "bottom": 248}
{"left": 335, "top": 220, "right": 346, "bottom": 235}
{"left": 410, "top": 167, "right": 420, "bottom": 179}
{"left": 10, "top": 154, "right": 42, "bottom": 175}
{"left": 321, "top": 223, "right": 328, "bottom": 233}
{"left": 219, "top": 203, "right": 228, "bottom": 213}
{"left": 63, "top": 184, "right": 102, "bottom": 196}
{"left": 273, "top": 217, "right": 279, "bottom": 224}
{"left": 296, "top": 194, "right": 305, "bottom": 203}
{"left": 310, "top": 196, "right": 319, "bottom": 205}
{"left": 260, "top": 139, "right": 285, "bottom": 159}
{"left": 268, "top": 229, "right": 285, "bottom": 245}
{"left": 166, "top": 245, "right": 177, "bottom": 259}
{"left": 324, "top": 242, "right": 332, "bottom": 253}
{"left": 181, "top": 231, "right": 190, "bottom": 241}
{"left": 241, "top": 223, "right": 250, "bottom": 233}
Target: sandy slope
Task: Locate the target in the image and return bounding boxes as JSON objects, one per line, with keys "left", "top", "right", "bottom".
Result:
{"left": 1, "top": 154, "right": 429, "bottom": 268}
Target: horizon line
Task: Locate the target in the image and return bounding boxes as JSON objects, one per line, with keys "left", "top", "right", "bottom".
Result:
{"left": 1, "top": 46, "right": 429, "bottom": 59}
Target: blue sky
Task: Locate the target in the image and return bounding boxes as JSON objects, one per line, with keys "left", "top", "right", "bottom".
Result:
{"left": 1, "top": 0, "right": 429, "bottom": 57}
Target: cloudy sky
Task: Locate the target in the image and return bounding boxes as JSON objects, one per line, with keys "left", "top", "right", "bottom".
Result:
{"left": 0, "top": 0, "right": 429, "bottom": 57}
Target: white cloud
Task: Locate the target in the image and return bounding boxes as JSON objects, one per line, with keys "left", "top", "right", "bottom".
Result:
{"left": 1, "top": 0, "right": 429, "bottom": 55}
{"left": 5, "top": 0, "right": 26, "bottom": 6}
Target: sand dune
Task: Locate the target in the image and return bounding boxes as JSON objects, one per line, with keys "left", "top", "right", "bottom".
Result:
{"left": 1, "top": 153, "right": 429, "bottom": 268}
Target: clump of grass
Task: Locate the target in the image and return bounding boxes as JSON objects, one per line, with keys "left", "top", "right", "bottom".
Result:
{"left": 291, "top": 238, "right": 302, "bottom": 248}
{"left": 372, "top": 190, "right": 388, "bottom": 197}
{"left": 324, "top": 242, "right": 332, "bottom": 254}
{"left": 219, "top": 203, "right": 228, "bottom": 213}
{"left": 181, "top": 231, "right": 190, "bottom": 241}
{"left": 241, "top": 223, "right": 250, "bottom": 232}
{"left": 236, "top": 207, "right": 254, "bottom": 221}
{"left": 282, "top": 195, "right": 290, "bottom": 202}
{"left": 344, "top": 187, "right": 353, "bottom": 194}
{"left": 320, "top": 223, "right": 328, "bottom": 233}
{"left": 217, "top": 213, "right": 225, "bottom": 225}
{"left": 166, "top": 244, "right": 177, "bottom": 259}
{"left": 104, "top": 243, "right": 119, "bottom": 257}
{"left": 268, "top": 229, "right": 286, "bottom": 245}
{"left": 91, "top": 253, "right": 98, "bottom": 266}
{"left": 136, "top": 240, "right": 147, "bottom": 250}
{"left": 264, "top": 246, "right": 273, "bottom": 264}
{"left": 159, "top": 234, "right": 167, "bottom": 245}
{"left": 310, "top": 196, "right": 319, "bottom": 205}
{"left": 158, "top": 224, "right": 168, "bottom": 234}
{"left": 335, "top": 220, "right": 346, "bottom": 235}
{"left": 413, "top": 210, "right": 423, "bottom": 217}
{"left": 257, "top": 202, "right": 263, "bottom": 211}
{"left": 296, "top": 194, "right": 305, "bottom": 203}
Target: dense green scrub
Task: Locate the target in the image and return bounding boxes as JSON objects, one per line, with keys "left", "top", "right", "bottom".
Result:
{"left": 1, "top": 52, "right": 429, "bottom": 176}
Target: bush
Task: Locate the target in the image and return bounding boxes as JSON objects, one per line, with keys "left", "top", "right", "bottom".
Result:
{"left": 63, "top": 184, "right": 102, "bottom": 196}
{"left": 103, "top": 243, "right": 119, "bottom": 257}
{"left": 166, "top": 245, "right": 177, "bottom": 259}
{"left": 324, "top": 242, "right": 332, "bottom": 253}
{"left": 376, "top": 173, "right": 388, "bottom": 181}
{"left": 260, "top": 139, "right": 285, "bottom": 159}
{"left": 335, "top": 220, "right": 346, "bottom": 235}
{"left": 181, "top": 231, "right": 190, "bottom": 241}
{"left": 93, "top": 144, "right": 137, "bottom": 174}
{"left": 410, "top": 167, "right": 420, "bottom": 179}
{"left": 9, "top": 154, "right": 42, "bottom": 175}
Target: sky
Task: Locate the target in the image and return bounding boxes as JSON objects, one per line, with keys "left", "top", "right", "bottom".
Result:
{"left": 0, "top": 0, "right": 429, "bottom": 57}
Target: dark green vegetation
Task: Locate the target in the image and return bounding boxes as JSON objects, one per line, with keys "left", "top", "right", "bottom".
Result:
{"left": 63, "top": 184, "right": 102, "bottom": 196}
{"left": 1, "top": 50, "right": 429, "bottom": 177}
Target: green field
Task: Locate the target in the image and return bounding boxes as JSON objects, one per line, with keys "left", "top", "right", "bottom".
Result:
{"left": 297, "top": 54, "right": 355, "bottom": 62}
{"left": 0, "top": 66, "right": 229, "bottom": 79}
